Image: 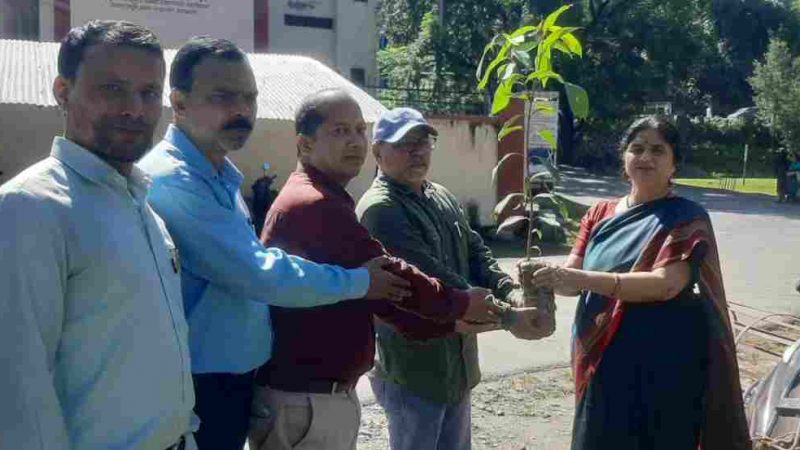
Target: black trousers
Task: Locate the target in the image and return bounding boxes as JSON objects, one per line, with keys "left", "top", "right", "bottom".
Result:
{"left": 192, "top": 371, "right": 256, "bottom": 450}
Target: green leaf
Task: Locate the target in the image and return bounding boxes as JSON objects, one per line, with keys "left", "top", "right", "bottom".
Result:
{"left": 542, "top": 4, "right": 573, "bottom": 32}
{"left": 532, "top": 193, "right": 559, "bottom": 209}
{"left": 512, "top": 49, "right": 533, "bottom": 69}
{"left": 538, "top": 129, "right": 557, "bottom": 149}
{"left": 533, "top": 102, "right": 557, "bottom": 115}
{"left": 552, "top": 40, "right": 571, "bottom": 55}
{"left": 535, "top": 44, "right": 552, "bottom": 74}
{"left": 493, "top": 193, "right": 525, "bottom": 219}
{"left": 525, "top": 69, "right": 564, "bottom": 88}
{"left": 491, "top": 152, "right": 523, "bottom": 186}
{"left": 537, "top": 213, "right": 562, "bottom": 229}
{"left": 498, "top": 125, "right": 523, "bottom": 140}
{"left": 542, "top": 26, "right": 581, "bottom": 53}
{"left": 531, "top": 155, "right": 561, "bottom": 181}
{"left": 497, "top": 114, "right": 522, "bottom": 140}
{"left": 555, "top": 198, "right": 570, "bottom": 219}
{"left": 509, "top": 25, "right": 539, "bottom": 40}
{"left": 476, "top": 36, "right": 501, "bottom": 82}
{"left": 529, "top": 245, "right": 543, "bottom": 257}
{"left": 491, "top": 76, "right": 522, "bottom": 115}
{"left": 561, "top": 32, "right": 583, "bottom": 57}
{"left": 503, "top": 62, "right": 517, "bottom": 80}
{"left": 531, "top": 228, "right": 543, "bottom": 241}
{"left": 564, "top": 82, "right": 589, "bottom": 119}
{"left": 496, "top": 215, "right": 529, "bottom": 236}
{"left": 501, "top": 114, "right": 521, "bottom": 128}
{"left": 517, "top": 37, "right": 541, "bottom": 53}
{"left": 478, "top": 43, "right": 511, "bottom": 91}
{"left": 529, "top": 171, "right": 553, "bottom": 182}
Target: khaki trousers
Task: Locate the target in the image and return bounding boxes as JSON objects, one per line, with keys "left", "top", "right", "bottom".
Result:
{"left": 249, "top": 385, "right": 361, "bottom": 450}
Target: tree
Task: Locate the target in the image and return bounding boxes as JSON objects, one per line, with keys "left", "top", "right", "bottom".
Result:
{"left": 750, "top": 38, "right": 800, "bottom": 153}
{"left": 377, "top": 0, "right": 531, "bottom": 93}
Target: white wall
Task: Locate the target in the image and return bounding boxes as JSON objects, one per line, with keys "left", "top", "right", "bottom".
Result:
{"left": 268, "top": 0, "right": 376, "bottom": 84}
{"left": 70, "top": 0, "right": 255, "bottom": 50}
{"left": 0, "top": 104, "right": 63, "bottom": 185}
{"left": 230, "top": 118, "right": 498, "bottom": 226}
{"left": 335, "top": 0, "right": 377, "bottom": 85}
{"left": 268, "top": 0, "right": 336, "bottom": 66}
{"left": 426, "top": 118, "right": 498, "bottom": 225}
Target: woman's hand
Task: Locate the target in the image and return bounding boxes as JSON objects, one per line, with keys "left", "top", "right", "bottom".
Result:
{"left": 531, "top": 264, "right": 583, "bottom": 296}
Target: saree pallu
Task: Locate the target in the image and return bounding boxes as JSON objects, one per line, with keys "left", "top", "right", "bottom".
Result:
{"left": 571, "top": 196, "right": 751, "bottom": 450}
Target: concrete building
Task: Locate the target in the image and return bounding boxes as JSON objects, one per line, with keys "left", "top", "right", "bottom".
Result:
{"left": 0, "top": 0, "right": 378, "bottom": 86}
{"left": 0, "top": 39, "right": 503, "bottom": 225}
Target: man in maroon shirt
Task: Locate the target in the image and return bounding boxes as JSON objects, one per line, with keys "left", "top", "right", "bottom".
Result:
{"left": 247, "top": 89, "right": 508, "bottom": 450}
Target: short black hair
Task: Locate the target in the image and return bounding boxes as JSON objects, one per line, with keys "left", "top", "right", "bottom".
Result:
{"left": 619, "top": 115, "right": 683, "bottom": 165}
{"left": 170, "top": 36, "right": 247, "bottom": 92}
{"left": 58, "top": 20, "right": 163, "bottom": 81}
{"left": 295, "top": 88, "right": 357, "bottom": 136}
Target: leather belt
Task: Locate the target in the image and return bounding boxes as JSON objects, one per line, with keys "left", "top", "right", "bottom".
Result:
{"left": 259, "top": 375, "right": 357, "bottom": 394}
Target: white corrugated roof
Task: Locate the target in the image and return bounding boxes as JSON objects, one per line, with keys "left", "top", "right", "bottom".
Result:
{"left": 0, "top": 39, "right": 386, "bottom": 121}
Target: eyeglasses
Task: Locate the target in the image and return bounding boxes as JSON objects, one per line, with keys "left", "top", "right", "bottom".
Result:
{"left": 392, "top": 135, "right": 437, "bottom": 153}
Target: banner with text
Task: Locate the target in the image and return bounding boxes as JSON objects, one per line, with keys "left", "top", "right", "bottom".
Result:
{"left": 71, "top": 0, "right": 254, "bottom": 51}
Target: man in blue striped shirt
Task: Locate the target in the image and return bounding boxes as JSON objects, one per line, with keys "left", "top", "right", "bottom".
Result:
{"left": 138, "top": 37, "right": 410, "bottom": 450}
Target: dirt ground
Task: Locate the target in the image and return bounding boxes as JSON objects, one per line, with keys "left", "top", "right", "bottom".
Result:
{"left": 357, "top": 365, "right": 575, "bottom": 450}
{"left": 357, "top": 344, "right": 781, "bottom": 450}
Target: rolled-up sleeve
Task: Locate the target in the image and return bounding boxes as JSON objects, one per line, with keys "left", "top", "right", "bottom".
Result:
{"left": 147, "top": 182, "right": 369, "bottom": 307}
{"left": 0, "top": 191, "right": 70, "bottom": 450}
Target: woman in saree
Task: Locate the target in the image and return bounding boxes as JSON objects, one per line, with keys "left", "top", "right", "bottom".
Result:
{"left": 532, "top": 115, "right": 751, "bottom": 450}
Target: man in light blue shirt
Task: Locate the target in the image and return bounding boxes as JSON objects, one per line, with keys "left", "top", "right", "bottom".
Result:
{"left": 137, "top": 36, "right": 409, "bottom": 450}
{"left": 0, "top": 21, "right": 195, "bottom": 449}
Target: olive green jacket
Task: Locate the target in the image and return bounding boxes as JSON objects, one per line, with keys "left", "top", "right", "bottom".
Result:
{"left": 356, "top": 175, "right": 517, "bottom": 404}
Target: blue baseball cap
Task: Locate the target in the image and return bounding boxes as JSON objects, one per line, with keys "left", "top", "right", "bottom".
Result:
{"left": 373, "top": 107, "right": 438, "bottom": 144}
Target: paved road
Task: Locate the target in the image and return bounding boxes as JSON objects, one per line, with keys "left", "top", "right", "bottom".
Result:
{"left": 356, "top": 168, "right": 800, "bottom": 405}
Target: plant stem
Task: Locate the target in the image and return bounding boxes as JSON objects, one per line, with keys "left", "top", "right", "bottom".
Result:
{"left": 524, "top": 97, "right": 533, "bottom": 261}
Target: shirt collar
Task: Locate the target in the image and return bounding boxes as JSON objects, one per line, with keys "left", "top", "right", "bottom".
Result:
{"left": 163, "top": 124, "right": 244, "bottom": 188}
{"left": 51, "top": 136, "right": 150, "bottom": 201}
{"left": 296, "top": 164, "right": 355, "bottom": 207}
{"left": 376, "top": 173, "right": 431, "bottom": 198}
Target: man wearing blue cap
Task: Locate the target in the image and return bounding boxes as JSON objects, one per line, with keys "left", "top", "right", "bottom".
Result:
{"left": 356, "top": 107, "right": 541, "bottom": 450}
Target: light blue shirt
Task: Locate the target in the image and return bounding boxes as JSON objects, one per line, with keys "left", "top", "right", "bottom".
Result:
{"left": 0, "top": 138, "right": 195, "bottom": 450}
{"left": 138, "top": 125, "right": 371, "bottom": 374}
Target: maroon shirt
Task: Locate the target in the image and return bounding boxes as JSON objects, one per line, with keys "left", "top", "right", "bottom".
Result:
{"left": 257, "top": 164, "right": 470, "bottom": 385}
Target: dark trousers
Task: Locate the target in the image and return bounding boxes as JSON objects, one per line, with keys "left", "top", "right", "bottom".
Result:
{"left": 193, "top": 371, "right": 256, "bottom": 450}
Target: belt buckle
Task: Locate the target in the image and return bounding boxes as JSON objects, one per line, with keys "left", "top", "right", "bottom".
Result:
{"left": 331, "top": 381, "right": 338, "bottom": 394}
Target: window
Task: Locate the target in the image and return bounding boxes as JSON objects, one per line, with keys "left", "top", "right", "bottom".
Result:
{"left": 284, "top": 15, "right": 334, "bottom": 29}
{"left": 350, "top": 68, "right": 366, "bottom": 86}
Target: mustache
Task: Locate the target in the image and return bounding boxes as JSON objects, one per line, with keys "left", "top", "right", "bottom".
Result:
{"left": 224, "top": 118, "right": 254, "bottom": 131}
{"left": 108, "top": 117, "right": 150, "bottom": 132}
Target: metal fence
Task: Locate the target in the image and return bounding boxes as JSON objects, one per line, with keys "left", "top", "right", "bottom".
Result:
{"left": 364, "top": 86, "right": 488, "bottom": 116}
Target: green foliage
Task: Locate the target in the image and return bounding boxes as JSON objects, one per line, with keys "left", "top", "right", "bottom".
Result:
{"left": 750, "top": 38, "right": 800, "bottom": 153}
{"left": 378, "top": 0, "right": 800, "bottom": 142}
{"left": 378, "top": 0, "right": 532, "bottom": 95}
{"left": 683, "top": 116, "right": 774, "bottom": 176}
{"left": 572, "top": 115, "right": 775, "bottom": 176}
